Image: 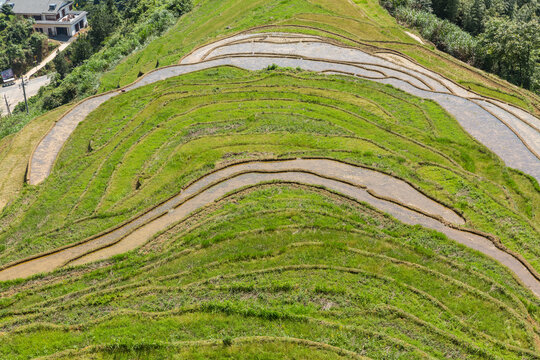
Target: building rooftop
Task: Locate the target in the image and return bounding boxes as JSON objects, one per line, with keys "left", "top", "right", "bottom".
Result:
{"left": 8, "top": 0, "right": 71, "bottom": 15}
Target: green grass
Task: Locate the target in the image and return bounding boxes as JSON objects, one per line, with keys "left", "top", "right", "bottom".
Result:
{"left": 0, "top": 106, "right": 70, "bottom": 211}
{"left": 0, "top": 185, "right": 538, "bottom": 358}
{"left": 0, "top": 67, "right": 537, "bottom": 272}
{"left": 459, "top": 81, "right": 532, "bottom": 109}
{"left": 99, "top": 0, "right": 539, "bottom": 115}
{"left": 32, "top": 339, "right": 363, "bottom": 360}
{"left": 0, "top": 1, "right": 539, "bottom": 355}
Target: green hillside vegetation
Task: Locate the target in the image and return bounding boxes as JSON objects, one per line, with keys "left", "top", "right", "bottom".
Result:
{"left": 0, "top": 0, "right": 538, "bottom": 210}
{"left": 0, "top": 105, "right": 69, "bottom": 210}
{"left": 100, "top": 0, "right": 540, "bottom": 114}
{"left": 0, "top": 66, "right": 539, "bottom": 358}
{"left": 0, "top": 0, "right": 192, "bottom": 140}
{"left": 1, "top": 67, "right": 539, "bottom": 269}
{"left": 383, "top": 0, "right": 540, "bottom": 94}
{"left": 0, "top": 0, "right": 539, "bottom": 358}
{"left": 0, "top": 184, "right": 539, "bottom": 358}
{"left": 0, "top": 4, "right": 53, "bottom": 77}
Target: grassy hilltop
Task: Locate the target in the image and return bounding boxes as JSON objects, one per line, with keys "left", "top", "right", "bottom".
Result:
{"left": 0, "top": 0, "right": 539, "bottom": 359}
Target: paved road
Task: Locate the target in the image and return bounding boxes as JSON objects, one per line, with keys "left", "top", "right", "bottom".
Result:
{"left": 0, "top": 75, "right": 51, "bottom": 116}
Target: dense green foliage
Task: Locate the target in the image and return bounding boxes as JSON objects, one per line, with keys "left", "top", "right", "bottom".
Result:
{"left": 382, "top": 0, "right": 540, "bottom": 93}
{"left": 0, "top": 7, "right": 50, "bottom": 77}
{"left": 432, "top": 0, "right": 459, "bottom": 21}
{"left": 394, "top": 7, "right": 477, "bottom": 61}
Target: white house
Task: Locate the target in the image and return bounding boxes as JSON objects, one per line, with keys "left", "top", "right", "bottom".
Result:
{"left": 2, "top": 0, "right": 88, "bottom": 37}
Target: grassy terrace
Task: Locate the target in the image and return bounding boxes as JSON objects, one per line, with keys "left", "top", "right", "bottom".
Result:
{"left": 0, "top": 1, "right": 538, "bottom": 358}
{"left": 0, "top": 67, "right": 538, "bottom": 357}
{"left": 0, "top": 185, "right": 539, "bottom": 358}
{"left": 101, "top": 0, "right": 539, "bottom": 115}
{"left": 0, "top": 67, "right": 538, "bottom": 270}
{"left": 0, "top": 106, "right": 70, "bottom": 210}
{"left": 0, "top": 0, "right": 538, "bottom": 220}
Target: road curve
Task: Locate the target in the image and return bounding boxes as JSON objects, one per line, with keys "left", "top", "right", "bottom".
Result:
{"left": 27, "top": 32, "right": 540, "bottom": 185}
{"left": 3, "top": 158, "right": 540, "bottom": 298}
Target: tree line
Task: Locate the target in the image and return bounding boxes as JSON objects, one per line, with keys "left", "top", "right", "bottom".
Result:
{"left": 381, "top": 0, "right": 540, "bottom": 94}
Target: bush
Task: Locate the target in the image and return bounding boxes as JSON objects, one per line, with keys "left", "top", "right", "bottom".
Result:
{"left": 70, "top": 34, "right": 93, "bottom": 66}
{"left": 167, "top": 0, "right": 193, "bottom": 16}
{"left": 394, "top": 7, "right": 477, "bottom": 62}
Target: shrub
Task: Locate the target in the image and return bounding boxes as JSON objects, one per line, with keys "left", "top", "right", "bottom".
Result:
{"left": 167, "top": 0, "right": 193, "bottom": 16}
{"left": 394, "top": 7, "right": 477, "bottom": 63}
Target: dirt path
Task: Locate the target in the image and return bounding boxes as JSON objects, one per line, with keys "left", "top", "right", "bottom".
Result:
{"left": 404, "top": 31, "right": 424, "bottom": 44}
{"left": 27, "top": 32, "right": 540, "bottom": 185}
{"left": 3, "top": 158, "right": 540, "bottom": 298}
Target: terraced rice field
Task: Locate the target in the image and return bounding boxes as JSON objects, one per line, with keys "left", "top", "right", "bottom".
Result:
{"left": 0, "top": 65, "right": 538, "bottom": 357}
{"left": 1, "top": 184, "right": 540, "bottom": 358}
{"left": 0, "top": 0, "right": 539, "bottom": 358}
{"left": 28, "top": 32, "right": 540, "bottom": 186}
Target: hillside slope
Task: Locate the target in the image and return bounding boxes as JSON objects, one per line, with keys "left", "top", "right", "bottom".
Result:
{"left": 0, "top": 0, "right": 539, "bottom": 359}
{"left": 1, "top": 66, "right": 539, "bottom": 358}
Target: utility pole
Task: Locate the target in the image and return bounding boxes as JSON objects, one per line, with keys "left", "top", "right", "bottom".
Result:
{"left": 4, "top": 94, "right": 11, "bottom": 116}
{"left": 21, "top": 77, "right": 29, "bottom": 114}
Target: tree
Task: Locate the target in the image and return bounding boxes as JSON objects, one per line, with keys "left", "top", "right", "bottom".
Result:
{"left": 465, "top": 0, "right": 486, "bottom": 34}
{"left": 167, "top": 0, "right": 193, "bottom": 16}
{"left": 1, "top": 3, "right": 13, "bottom": 16}
{"left": 432, "top": 0, "right": 459, "bottom": 21}
{"left": 409, "top": 0, "right": 432, "bottom": 12}
{"left": 87, "top": 2, "right": 121, "bottom": 48}
{"left": 477, "top": 17, "right": 540, "bottom": 89}
{"left": 28, "top": 33, "right": 46, "bottom": 62}
{"left": 4, "top": 17, "right": 32, "bottom": 44}
{"left": 4, "top": 43, "right": 24, "bottom": 66}
{"left": 0, "top": 15, "right": 9, "bottom": 33}
{"left": 70, "top": 35, "right": 93, "bottom": 66}
{"left": 486, "top": 0, "right": 507, "bottom": 16}
{"left": 513, "top": 0, "right": 539, "bottom": 22}
{"left": 53, "top": 54, "right": 70, "bottom": 79}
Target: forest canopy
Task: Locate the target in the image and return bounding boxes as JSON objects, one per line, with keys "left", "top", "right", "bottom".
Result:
{"left": 381, "top": 0, "right": 540, "bottom": 93}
